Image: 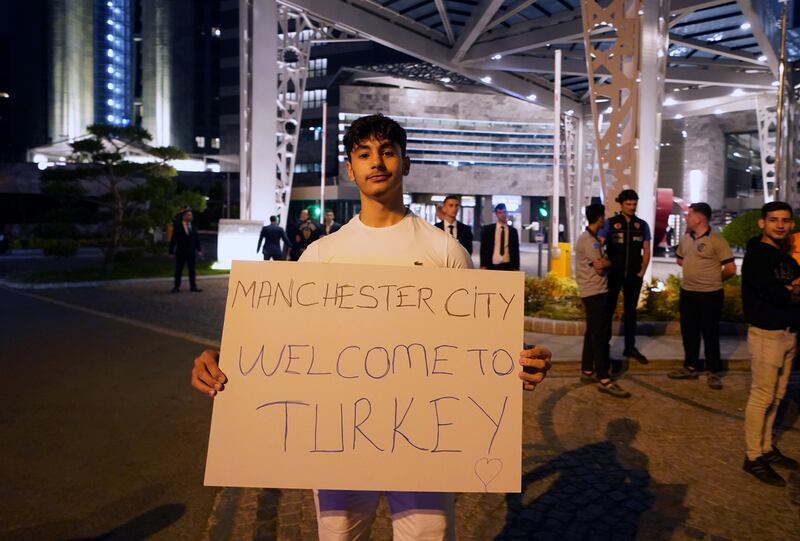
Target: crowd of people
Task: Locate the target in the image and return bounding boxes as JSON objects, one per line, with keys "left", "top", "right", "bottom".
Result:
{"left": 188, "top": 112, "right": 799, "bottom": 538}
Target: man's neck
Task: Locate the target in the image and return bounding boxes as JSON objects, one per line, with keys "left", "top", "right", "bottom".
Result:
{"left": 760, "top": 234, "right": 784, "bottom": 249}
{"left": 587, "top": 223, "right": 601, "bottom": 235}
{"left": 359, "top": 195, "right": 407, "bottom": 227}
{"left": 621, "top": 213, "right": 633, "bottom": 222}
{"left": 691, "top": 224, "right": 709, "bottom": 237}
{"left": 443, "top": 217, "right": 456, "bottom": 225}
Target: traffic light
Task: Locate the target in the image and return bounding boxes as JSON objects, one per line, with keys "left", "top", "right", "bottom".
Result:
{"left": 538, "top": 202, "right": 549, "bottom": 218}
{"left": 309, "top": 205, "right": 321, "bottom": 219}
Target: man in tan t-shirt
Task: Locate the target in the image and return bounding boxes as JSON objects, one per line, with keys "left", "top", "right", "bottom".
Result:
{"left": 668, "top": 202, "right": 736, "bottom": 389}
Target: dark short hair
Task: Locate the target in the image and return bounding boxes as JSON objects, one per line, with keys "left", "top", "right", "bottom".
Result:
{"left": 689, "top": 202, "right": 712, "bottom": 220}
{"left": 342, "top": 114, "right": 407, "bottom": 157}
{"left": 269, "top": 215, "right": 277, "bottom": 223}
{"left": 615, "top": 189, "right": 639, "bottom": 203}
{"left": 762, "top": 201, "right": 794, "bottom": 218}
{"left": 585, "top": 204, "right": 605, "bottom": 224}
{"left": 443, "top": 194, "right": 461, "bottom": 204}
{"left": 494, "top": 203, "right": 507, "bottom": 212}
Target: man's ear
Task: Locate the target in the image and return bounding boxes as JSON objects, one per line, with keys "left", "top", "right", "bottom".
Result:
{"left": 345, "top": 159, "right": 355, "bottom": 182}
{"left": 758, "top": 218, "right": 765, "bottom": 230}
{"left": 402, "top": 155, "right": 411, "bottom": 176}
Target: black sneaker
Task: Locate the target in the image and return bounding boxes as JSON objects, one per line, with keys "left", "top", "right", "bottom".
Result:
{"left": 624, "top": 347, "right": 649, "bottom": 365}
{"left": 190, "top": 287, "right": 203, "bottom": 292}
{"left": 743, "top": 456, "right": 786, "bottom": 487}
{"left": 170, "top": 287, "right": 180, "bottom": 293}
{"left": 762, "top": 446, "right": 800, "bottom": 470}
{"left": 580, "top": 372, "right": 598, "bottom": 384}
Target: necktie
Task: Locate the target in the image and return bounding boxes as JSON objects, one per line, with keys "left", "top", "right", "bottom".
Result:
{"left": 499, "top": 226, "right": 505, "bottom": 256}
{"left": 184, "top": 222, "right": 189, "bottom": 235}
{"left": 448, "top": 224, "right": 454, "bottom": 237}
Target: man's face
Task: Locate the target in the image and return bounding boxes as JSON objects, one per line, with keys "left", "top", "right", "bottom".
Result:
{"left": 620, "top": 199, "right": 638, "bottom": 217}
{"left": 300, "top": 209, "right": 309, "bottom": 221}
{"left": 759, "top": 210, "right": 795, "bottom": 244}
{"left": 685, "top": 209, "right": 703, "bottom": 231}
{"left": 325, "top": 211, "right": 334, "bottom": 224}
{"left": 345, "top": 136, "right": 409, "bottom": 203}
{"left": 442, "top": 199, "right": 460, "bottom": 221}
{"left": 495, "top": 208, "right": 508, "bottom": 223}
{"left": 183, "top": 211, "right": 193, "bottom": 223}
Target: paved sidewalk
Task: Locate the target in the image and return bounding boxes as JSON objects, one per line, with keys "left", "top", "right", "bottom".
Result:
{"left": 7, "top": 276, "right": 800, "bottom": 540}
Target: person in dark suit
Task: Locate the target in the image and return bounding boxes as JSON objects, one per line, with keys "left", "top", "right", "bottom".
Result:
{"left": 257, "top": 215, "right": 292, "bottom": 260}
{"left": 322, "top": 210, "right": 342, "bottom": 236}
{"left": 435, "top": 194, "right": 473, "bottom": 255}
{"left": 169, "top": 207, "right": 203, "bottom": 292}
{"left": 480, "top": 203, "right": 520, "bottom": 270}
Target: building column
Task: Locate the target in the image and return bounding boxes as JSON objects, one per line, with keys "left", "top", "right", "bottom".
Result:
{"left": 240, "top": 0, "right": 278, "bottom": 223}
{"left": 581, "top": 0, "right": 668, "bottom": 221}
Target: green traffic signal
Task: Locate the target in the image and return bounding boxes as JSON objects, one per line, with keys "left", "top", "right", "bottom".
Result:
{"left": 309, "top": 205, "right": 321, "bottom": 218}
{"left": 538, "top": 207, "right": 548, "bottom": 218}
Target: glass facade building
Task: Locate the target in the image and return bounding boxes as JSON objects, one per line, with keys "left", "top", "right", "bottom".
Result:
{"left": 94, "top": 0, "right": 133, "bottom": 126}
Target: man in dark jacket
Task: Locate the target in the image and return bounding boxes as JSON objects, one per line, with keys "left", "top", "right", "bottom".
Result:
{"left": 257, "top": 215, "right": 291, "bottom": 260}
{"left": 169, "top": 207, "right": 203, "bottom": 292}
{"left": 741, "top": 201, "right": 800, "bottom": 487}
{"left": 290, "top": 209, "right": 321, "bottom": 261}
{"left": 480, "top": 203, "right": 519, "bottom": 270}
{"left": 599, "top": 189, "right": 651, "bottom": 364}
{"left": 435, "top": 194, "right": 473, "bottom": 255}
{"left": 322, "top": 210, "right": 342, "bottom": 236}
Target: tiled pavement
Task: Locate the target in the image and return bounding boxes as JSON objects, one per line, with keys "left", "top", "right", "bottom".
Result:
{"left": 9, "top": 276, "right": 800, "bottom": 540}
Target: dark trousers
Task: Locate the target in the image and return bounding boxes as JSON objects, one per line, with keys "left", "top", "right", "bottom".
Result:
{"left": 489, "top": 262, "right": 514, "bottom": 271}
{"left": 607, "top": 273, "right": 643, "bottom": 351}
{"left": 263, "top": 250, "right": 283, "bottom": 261}
{"left": 174, "top": 252, "right": 197, "bottom": 289}
{"left": 680, "top": 288, "right": 724, "bottom": 373}
{"left": 582, "top": 292, "right": 611, "bottom": 380}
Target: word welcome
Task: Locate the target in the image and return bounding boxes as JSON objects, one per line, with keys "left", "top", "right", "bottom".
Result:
{"left": 237, "top": 343, "right": 517, "bottom": 380}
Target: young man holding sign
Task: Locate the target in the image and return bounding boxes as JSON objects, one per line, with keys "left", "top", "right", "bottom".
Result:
{"left": 192, "top": 114, "right": 550, "bottom": 540}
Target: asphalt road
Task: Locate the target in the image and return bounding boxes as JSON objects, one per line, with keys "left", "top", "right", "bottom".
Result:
{"left": 0, "top": 286, "right": 220, "bottom": 541}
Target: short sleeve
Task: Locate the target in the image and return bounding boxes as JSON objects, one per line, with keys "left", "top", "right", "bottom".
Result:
{"left": 598, "top": 219, "right": 611, "bottom": 239}
{"left": 714, "top": 234, "right": 734, "bottom": 264}
{"left": 445, "top": 236, "right": 474, "bottom": 269}
{"left": 298, "top": 240, "right": 321, "bottom": 262}
{"left": 642, "top": 220, "right": 652, "bottom": 241}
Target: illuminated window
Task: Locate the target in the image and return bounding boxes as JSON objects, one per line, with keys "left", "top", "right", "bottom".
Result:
{"left": 195, "top": 136, "right": 206, "bottom": 148}
{"left": 308, "top": 58, "right": 327, "bottom": 78}
{"left": 210, "top": 137, "right": 220, "bottom": 149}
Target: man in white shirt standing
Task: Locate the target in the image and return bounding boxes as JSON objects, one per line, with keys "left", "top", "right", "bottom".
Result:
{"left": 191, "top": 114, "right": 551, "bottom": 540}
{"left": 435, "top": 194, "right": 473, "bottom": 255}
{"left": 480, "top": 203, "right": 520, "bottom": 271}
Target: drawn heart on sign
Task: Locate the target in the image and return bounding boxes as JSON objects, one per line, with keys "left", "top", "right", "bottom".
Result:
{"left": 474, "top": 457, "right": 503, "bottom": 491}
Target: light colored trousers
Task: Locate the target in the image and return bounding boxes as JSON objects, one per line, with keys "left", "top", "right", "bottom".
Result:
{"left": 314, "top": 490, "right": 455, "bottom": 541}
{"left": 744, "top": 327, "right": 798, "bottom": 460}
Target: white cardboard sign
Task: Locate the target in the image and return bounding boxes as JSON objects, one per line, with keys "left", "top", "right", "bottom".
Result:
{"left": 204, "top": 261, "right": 524, "bottom": 493}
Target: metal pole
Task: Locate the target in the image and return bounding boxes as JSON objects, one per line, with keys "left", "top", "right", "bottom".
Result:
{"left": 775, "top": 0, "right": 789, "bottom": 200}
{"left": 551, "top": 49, "right": 562, "bottom": 262}
{"left": 320, "top": 100, "right": 327, "bottom": 216}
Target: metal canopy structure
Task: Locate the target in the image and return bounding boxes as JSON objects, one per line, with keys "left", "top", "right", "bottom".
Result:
{"left": 279, "top": 0, "right": 794, "bottom": 115}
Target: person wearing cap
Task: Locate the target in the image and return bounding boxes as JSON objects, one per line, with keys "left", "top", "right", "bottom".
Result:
{"left": 169, "top": 207, "right": 203, "bottom": 293}
{"left": 598, "top": 189, "right": 651, "bottom": 364}
{"left": 668, "top": 203, "right": 736, "bottom": 389}
{"left": 480, "top": 203, "right": 520, "bottom": 271}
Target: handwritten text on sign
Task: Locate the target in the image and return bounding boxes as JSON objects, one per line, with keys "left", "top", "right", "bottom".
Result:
{"left": 204, "top": 261, "right": 524, "bottom": 493}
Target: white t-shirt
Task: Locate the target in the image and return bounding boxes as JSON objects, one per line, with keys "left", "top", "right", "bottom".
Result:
{"left": 300, "top": 211, "right": 473, "bottom": 269}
